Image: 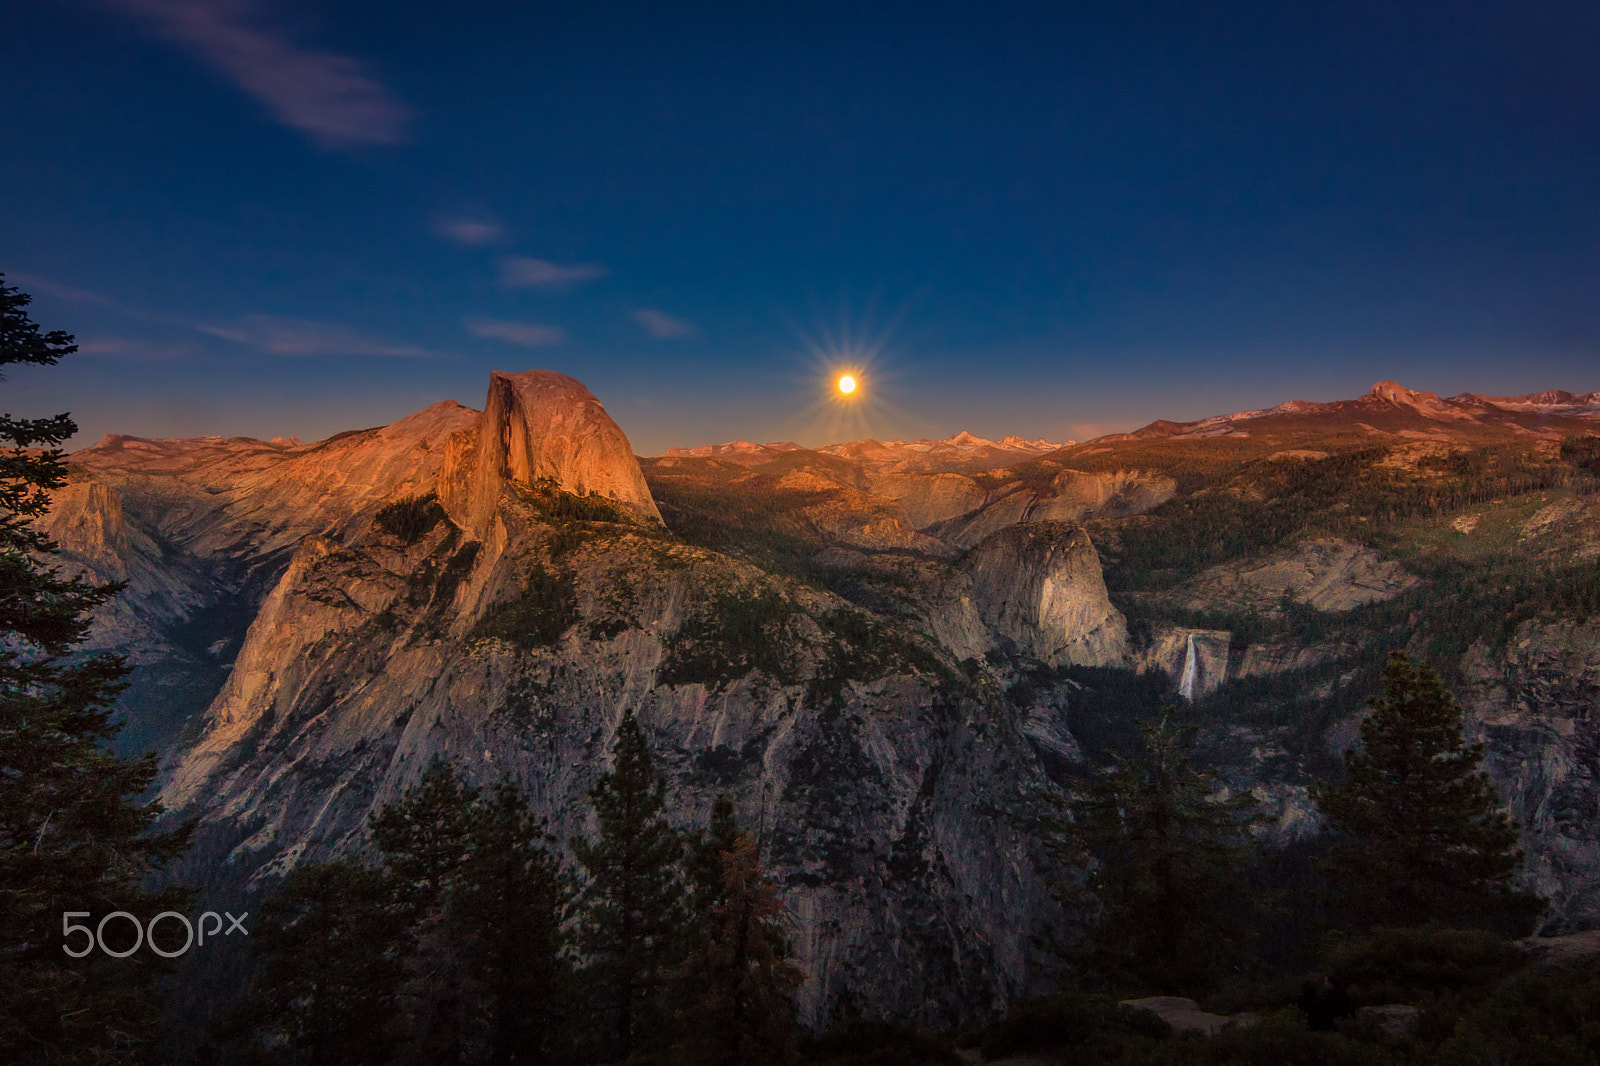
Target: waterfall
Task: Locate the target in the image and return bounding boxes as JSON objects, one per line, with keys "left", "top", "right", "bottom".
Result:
{"left": 1178, "top": 632, "right": 1198, "bottom": 702}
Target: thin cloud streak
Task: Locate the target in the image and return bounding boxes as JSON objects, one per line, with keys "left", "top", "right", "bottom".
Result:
{"left": 499, "top": 256, "right": 608, "bottom": 290}
{"left": 113, "top": 0, "right": 410, "bottom": 149}
{"left": 464, "top": 317, "right": 565, "bottom": 347}
{"left": 77, "top": 337, "right": 191, "bottom": 362}
{"left": 4, "top": 271, "right": 116, "bottom": 307}
{"left": 5, "top": 270, "right": 194, "bottom": 329}
{"left": 434, "top": 216, "right": 505, "bottom": 246}
{"left": 201, "top": 315, "right": 432, "bottom": 357}
{"left": 632, "top": 308, "right": 697, "bottom": 339}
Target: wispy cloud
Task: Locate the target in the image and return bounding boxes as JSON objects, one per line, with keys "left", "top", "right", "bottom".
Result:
{"left": 5, "top": 274, "right": 432, "bottom": 363}
{"left": 201, "top": 315, "right": 431, "bottom": 357}
{"left": 464, "top": 317, "right": 565, "bottom": 347}
{"left": 77, "top": 336, "right": 191, "bottom": 361}
{"left": 434, "top": 215, "right": 505, "bottom": 247}
{"left": 3, "top": 271, "right": 115, "bottom": 307}
{"left": 631, "top": 308, "right": 697, "bottom": 339}
{"left": 113, "top": 0, "right": 410, "bottom": 149}
{"left": 499, "top": 256, "right": 608, "bottom": 291}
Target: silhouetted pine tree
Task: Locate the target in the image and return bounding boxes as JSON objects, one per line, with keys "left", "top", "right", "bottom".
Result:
{"left": 233, "top": 859, "right": 404, "bottom": 1066}
{"left": 669, "top": 832, "right": 802, "bottom": 1066}
{"left": 1045, "top": 709, "right": 1263, "bottom": 995}
{"left": 370, "top": 761, "right": 481, "bottom": 1065}
{"left": 1314, "top": 651, "right": 1543, "bottom": 934}
{"left": 453, "top": 779, "right": 574, "bottom": 1066}
{"left": 0, "top": 274, "right": 191, "bottom": 1062}
{"left": 684, "top": 795, "right": 741, "bottom": 925}
{"left": 570, "top": 708, "right": 685, "bottom": 1062}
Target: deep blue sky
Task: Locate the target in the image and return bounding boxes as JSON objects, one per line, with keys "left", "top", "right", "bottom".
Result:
{"left": 4, "top": 1, "right": 1598, "bottom": 454}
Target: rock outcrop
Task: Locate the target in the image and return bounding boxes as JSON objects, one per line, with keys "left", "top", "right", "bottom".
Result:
{"left": 963, "top": 523, "right": 1127, "bottom": 666}
{"left": 1120, "top": 997, "right": 1238, "bottom": 1037}
{"left": 438, "top": 370, "right": 662, "bottom": 538}
{"left": 870, "top": 472, "right": 989, "bottom": 530}
{"left": 1163, "top": 539, "right": 1418, "bottom": 615}
{"left": 1461, "top": 619, "right": 1600, "bottom": 931}
{"left": 925, "top": 470, "right": 1175, "bottom": 549}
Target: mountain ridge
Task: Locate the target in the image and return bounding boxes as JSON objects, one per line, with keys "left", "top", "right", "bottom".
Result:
{"left": 1091, "top": 380, "right": 1600, "bottom": 447}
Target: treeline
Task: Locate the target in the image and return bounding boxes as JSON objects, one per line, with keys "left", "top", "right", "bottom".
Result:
{"left": 222, "top": 709, "right": 801, "bottom": 1066}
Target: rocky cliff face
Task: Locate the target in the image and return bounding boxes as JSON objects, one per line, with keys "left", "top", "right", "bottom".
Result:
{"left": 1462, "top": 620, "right": 1600, "bottom": 931}
{"left": 964, "top": 523, "right": 1128, "bottom": 667}
{"left": 438, "top": 370, "right": 662, "bottom": 539}
{"left": 924, "top": 469, "right": 1176, "bottom": 548}
{"left": 868, "top": 471, "right": 990, "bottom": 529}
{"left": 45, "top": 400, "right": 480, "bottom": 754}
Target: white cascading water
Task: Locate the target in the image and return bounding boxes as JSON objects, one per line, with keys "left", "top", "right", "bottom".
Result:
{"left": 1178, "top": 632, "right": 1198, "bottom": 701}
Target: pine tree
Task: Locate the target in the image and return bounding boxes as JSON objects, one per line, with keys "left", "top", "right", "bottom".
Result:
{"left": 453, "top": 779, "right": 573, "bottom": 1066}
{"left": 370, "top": 760, "right": 481, "bottom": 913}
{"left": 570, "top": 708, "right": 685, "bottom": 1062}
{"left": 684, "top": 795, "right": 741, "bottom": 925}
{"left": 369, "top": 761, "right": 481, "bottom": 1065}
{"left": 1314, "top": 651, "right": 1543, "bottom": 934}
{"left": 0, "top": 274, "right": 191, "bottom": 1062}
{"left": 234, "top": 859, "right": 405, "bottom": 1066}
{"left": 1044, "top": 710, "right": 1263, "bottom": 995}
{"left": 669, "top": 831, "right": 803, "bottom": 1066}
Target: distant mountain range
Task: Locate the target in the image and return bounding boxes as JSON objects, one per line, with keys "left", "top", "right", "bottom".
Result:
{"left": 665, "top": 430, "right": 1069, "bottom": 474}
{"left": 1110, "top": 380, "right": 1600, "bottom": 444}
{"left": 662, "top": 381, "right": 1600, "bottom": 473}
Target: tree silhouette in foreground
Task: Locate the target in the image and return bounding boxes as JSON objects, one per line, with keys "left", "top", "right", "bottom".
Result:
{"left": 670, "top": 829, "right": 803, "bottom": 1066}
{"left": 369, "top": 761, "right": 480, "bottom": 1065}
{"left": 684, "top": 794, "right": 742, "bottom": 926}
{"left": 1314, "top": 651, "right": 1543, "bottom": 935}
{"left": 239, "top": 769, "right": 575, "bottom": 1065}
{"left": 1045, "top": 710, "right": 1263, "bottom": 995}
{"left": 570, "top": 708, "right": 685, "bottom": 1062}
{"left": 454, "top": 780, "right": 573, "bottom": 1065}
{"left": 234, "top": 860, "right": 404, "bottom": 1066}
{"left": 0, "top": 274, "right": 190, "bottom": 1062}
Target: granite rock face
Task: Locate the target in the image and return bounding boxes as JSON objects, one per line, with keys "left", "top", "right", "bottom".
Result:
{"left": 1169, "top": 538, "right": 1418, "bottom": 614}
{"left": 925, "top": 469, "right": 1176, "bottom": 549}
{"left": 438, "top": 370, "right": 662, "bottom": 538}
{"left": 963, "top": 523, "right": 1128, "bottom": 667}
{"left": 1461, "top": 620, "right": 1600, "bottom": 932}
{"left": 44, "top": 401, "right": 480, "bottom": 753}
{"left": 868, "top": 471, "right": 989, "bottom": 530}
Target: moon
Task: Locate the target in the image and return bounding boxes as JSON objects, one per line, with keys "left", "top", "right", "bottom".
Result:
{"left": 837, "top": 374, "right": 857, "bottom": 395}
